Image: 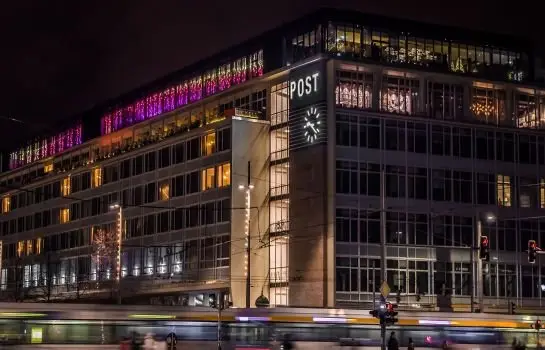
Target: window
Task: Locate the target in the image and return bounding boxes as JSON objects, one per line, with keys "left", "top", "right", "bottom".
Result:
{"left": 380, "top": 75, "right": 419, "bottom": 114}
{"left": 426, "top": 82, "right": 463, "bottom": 120}
{"left": 201, "top": 167, "right": 215, "bottom": 191}
{"left": 202, "top": 133, "right": 216, "bottom": 156}
{"left": 335, "top": 70, "right": 373, "bottom": 109}
{"left": 541, "top": 179, "right": 545, "bottom": 209}
{"left": 159, "top": 181, "right": 170, "bottom": 201}
{"left": 91, "top": 167, "right": 102, "bottom": 188}
{"left": 17, "top": 241, "right": 24, "bottom": 257}
{"left": 44, "top": 163, "right": 53, "bottom": 173}
{"left": 217, "top": 128, "right": 231, "bottom": 151}
{"left": 270, "top": 82, "right": 289, "bottom": 126}
{"left": 60, "top": 208, "right": 70, "bottom": 224}
{"left": 217, "top": 163, "right": 231, "bottom": 188}
{"left": 1, "top": 196, "right": 10, "bottom": 213}
{"left": 497, "top": 174, "right": 512, "bottom": 207}
{"left": 61, "top": 177, "right": 71, "bottom": 196}
{"left": 470, "top": 86, "right": 506, "bottom": 124}
{"left": 514, "top": 89, "right": 545, "bottom": 129}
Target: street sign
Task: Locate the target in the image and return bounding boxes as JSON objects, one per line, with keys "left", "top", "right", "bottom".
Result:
{"left": 380, "top": 281, "right": 390, "bottom": 297}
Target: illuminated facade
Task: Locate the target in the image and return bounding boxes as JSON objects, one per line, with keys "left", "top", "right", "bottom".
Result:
{"left": 1, "top": 9, "right": 545, "bottom": 310}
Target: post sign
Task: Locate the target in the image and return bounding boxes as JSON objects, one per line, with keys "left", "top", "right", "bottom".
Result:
{"left": 288, "top": 61, "right": 326, "bottom": 110}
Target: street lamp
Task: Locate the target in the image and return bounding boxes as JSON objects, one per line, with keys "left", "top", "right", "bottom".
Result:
{"left": 472, "top": 212, "right": 496, "bottom": 312}
{"left": 238, "top": 182, "right": 254, "bottom": 309}
{"left": 109, "top": 203, "right": 123, "bottom": 304}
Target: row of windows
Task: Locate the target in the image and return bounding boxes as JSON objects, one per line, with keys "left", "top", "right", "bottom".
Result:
{"left": 337, "top": 114, "right": 545, "bottom": 165}
{"left": 1, "top": 237, "right": 230, "bottom": 290}
{"left": 0, "top": 163, "right": 231, "bottom": 236}
{"left": 337, "top": 160, "right": 544, "bottom": 208}
{"left": 324, "top": 24, "right": 527, "bottom": 81}
{"left": 336, "top": 207, "right": 545, "bottom": 252}
{"left": 0, "top": 128, "right": 232, "bottom": 214}
{"left": 336, "top": 69, "right": 545, "bottom": 129}
{"left": 336, "top": 259, "right": 542, "bottom": 298}
{"left": 1, "top": 199, "right": 230, "bottom": 260}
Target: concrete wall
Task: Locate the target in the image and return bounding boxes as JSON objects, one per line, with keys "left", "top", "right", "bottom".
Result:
{"left": 230, "top": 117, "right": 270, "bottom": 308}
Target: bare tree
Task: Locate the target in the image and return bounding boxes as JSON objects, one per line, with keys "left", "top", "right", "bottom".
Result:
{"left": 91, "top": 228, "right": 119, "bottom": 300}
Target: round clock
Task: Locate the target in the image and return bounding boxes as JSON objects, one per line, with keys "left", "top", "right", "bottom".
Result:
{"left": 303, "top": 107, "right": 320, "bottom": 143}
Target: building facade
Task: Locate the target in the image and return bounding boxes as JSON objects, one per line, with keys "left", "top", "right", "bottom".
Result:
{"left": 1, "top": 9, "right": 545, "bottom": 310}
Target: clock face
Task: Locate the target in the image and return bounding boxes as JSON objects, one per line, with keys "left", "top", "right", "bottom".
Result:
{"left": 303, "top": 107, "right": 321, "bottom": 143}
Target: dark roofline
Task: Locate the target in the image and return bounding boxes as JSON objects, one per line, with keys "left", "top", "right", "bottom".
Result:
{"left": 13, "top": 7, "right": 536, "bottom": 150}
{"left": 91, "top": 8, "right": 533, "bottom": 118}
{"left": 310, "top": 7, "right": 532, "bottom": 51}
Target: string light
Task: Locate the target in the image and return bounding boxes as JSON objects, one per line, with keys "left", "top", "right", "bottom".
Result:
{"left": 100, "top": 50, "right": 263, "bottom": 135}
{"left": 9, "top": 124, "right": 83, "bottom": 170}
{"left": 470, "top": 100, "right": 495, "bottom": 118}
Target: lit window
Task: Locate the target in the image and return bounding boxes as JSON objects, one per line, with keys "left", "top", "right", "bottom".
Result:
{"left": 35, "top": 238, "right": 42, "bottom": 255}
{"left": 1, "top": 196, "right": 10, "bottom": 213}
{"left": 17, "top": 241, "right": 24, "bottom": 257}
{"left": 540, "top": 179, "right": 545, "bottom": 209}
{"left": 217, "top": 163, "right": 231, "bottom": 188}
{"left": 201, "top": 167, "right": 216, "bottom": 191}
{"left": 159, "top": 181, "right": 170, "bottom": 200}
{"left": 60, "top": 208, "right": 70, "bottom": 224}
{"left": 44, "top": 163, "right": 53, "bottom": 173}
{"left": 202, "top": 133, "right": 216, "bottom": 156}
{"left": 26, "top": 240, "right": 33, "bottom": 255}
{"left": 91, "top": 167, "right": 103, "bottom": 188}
{"left": 497, "top": 174, "right": 511, "bottom": 207}
{"left": 61, "top": 177, "right": 71, "bottom": 196}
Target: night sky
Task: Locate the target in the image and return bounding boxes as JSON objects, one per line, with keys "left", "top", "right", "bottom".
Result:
{"left": 0, "top": 0, "right": 541, "bottom": 152}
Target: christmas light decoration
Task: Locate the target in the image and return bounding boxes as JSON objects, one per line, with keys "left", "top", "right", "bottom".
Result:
{"left": 381, "top": 89, "right": 414, "bottom": 114}
{"left": 470, "top": 100, "right": 495, "bottom": 118}
{"left": 335, "top": 83, "right": 372, "bottom": 109}
{"left": 91, "top": 227, "right": 118, "bottom": 281}
{"left": 99, "top": 50, "right": 264, "bottom": 135}
{"left": 9, "top": 124, "right": 83, "bottom": 170}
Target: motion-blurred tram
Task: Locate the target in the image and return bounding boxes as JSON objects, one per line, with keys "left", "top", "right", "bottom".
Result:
{"left": 0, "top": 302, "right": 541, "bottom": 348}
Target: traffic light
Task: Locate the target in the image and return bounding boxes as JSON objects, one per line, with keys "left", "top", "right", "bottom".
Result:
{"left": 479, "top": 235, "right": 490, "bottom": 261}
{"left": 529, "top": 240, "right": 537, "bottom": 264}
{"left": 209, "top": 293, "right": 217, "bottom": 309}
{"left": 384, "top": 302, "right": 399, "bottom": 325}
{"left": 509, "top": 302, "right": 516, "bottom": 315}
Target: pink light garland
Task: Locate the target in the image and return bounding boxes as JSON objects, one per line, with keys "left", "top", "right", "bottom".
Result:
{"left": 9, "top": 124, "right": 83, "bottom": 170}
{"left": 100, "top": 49, "right": 264, "bottom": 135}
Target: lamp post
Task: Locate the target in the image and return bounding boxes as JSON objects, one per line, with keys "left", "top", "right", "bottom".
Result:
{"left": 472, "top": 212, "right": 495, "bottom": 313}
{"left": 109, "top": 203, "right": 123, "bottom": 304}
{"left": 238, "top": 161, "right": 254, "bottom": 308}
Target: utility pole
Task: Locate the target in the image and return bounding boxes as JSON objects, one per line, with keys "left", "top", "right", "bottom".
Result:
{"left": 239, "top": 162, "right": 253, "bottom": 309}
{"left": 380, "top": 167, "right": 386, "bottom": 282}
{"left": 246, "top": 161, "right": 251, "bottom": 309}
{"left": 476, "top": 219, "right": 484, "bottom": 312}
{"left": 470, "top": 243, "right": 475, "bottom": 312}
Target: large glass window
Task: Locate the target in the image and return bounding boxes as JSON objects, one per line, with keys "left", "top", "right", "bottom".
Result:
{"left": 217, "top": 163, "right": 231, "bottom": 188}
{"left": 470, "top": 85, "right": 506, "bottom": 124}
{"left": 426, "top": 82, "right": 463, "bottom": 120}
{"left": 270, "top": 163, "right": 289, "bottom": 197}
{"left": 91, "top": 167, "right": 102, "bottom": 188}
{"left": 380, "top": 75, "right": 419, "bottom": 115}
{"left": 201, "top": 167, "right": 215, "bottom": 191}
{"left": 496, "top": 174, "right": 512, "bottom": 207}
{"left": 514, "top": 89, "right": 545, "bottom": 129}
{"left": 335, "top": 70, "right": 373, "bottom": 109}
{"left": 202, "top": 133, "right": 216, "bottom": 156}
{"left": 270, "top": 82, "right": 289, "bottom": 126}
{"left": 270, "top": 128, "right": 289, "bottom": 161}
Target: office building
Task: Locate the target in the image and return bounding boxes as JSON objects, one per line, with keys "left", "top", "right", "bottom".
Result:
{"left": 1, "top": 9, "right": 544, "bottom": 310}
